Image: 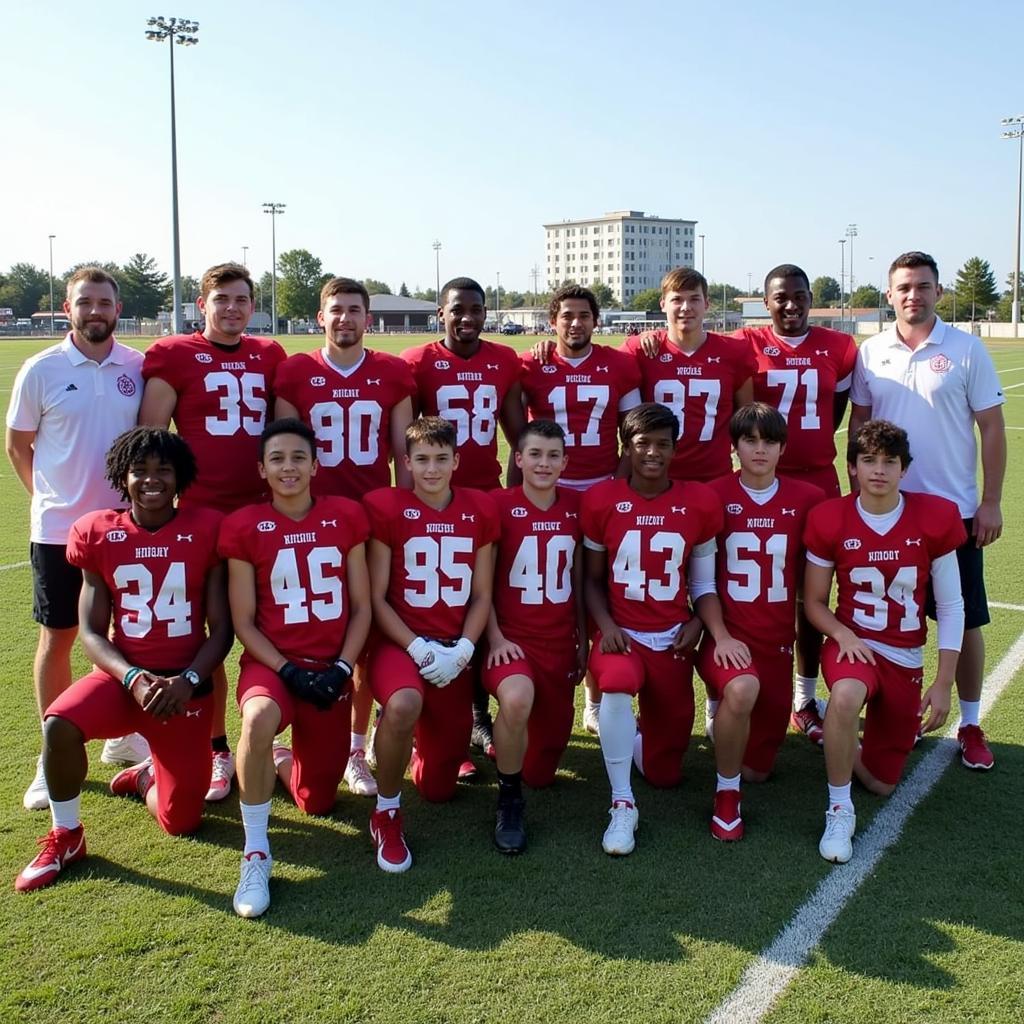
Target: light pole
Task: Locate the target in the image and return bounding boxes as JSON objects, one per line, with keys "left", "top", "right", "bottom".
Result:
{"left": 846, "top": 223, "right": 858, "bottom": 296}
{"left": 145, "top": 16, "right": 198, "bottom": 335}
{"left": 747, "top": 271, "right": 752, "bottom": 296}
{"left": 263, "top": 202, "right": 285, "bottom": 334}
{"left": 47, "top": 234, "right": 55, "bottom": 335}
{"left": 496, "top": 271, "right": 501, "bottom": 323}
{"left": 241, "top": 245, "right": 248, "bottom": 269}
{"left": 698, "top": 233, "right": 705, "bottom": 277}
{"left": 1001, "top": 115, "right": 1023, "bottom": 336}
{"left": 432, "top": 240, "right": 442, "bottom": 307}
{"left": 838, "top": 238, "right": 847, "bottom": 328}
{"left": 530, "top": 264, "right": 540, "bottom": 305}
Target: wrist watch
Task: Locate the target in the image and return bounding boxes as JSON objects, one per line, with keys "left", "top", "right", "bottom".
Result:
{"left": 183, "top": 669, "right": 201, "bottom": 688}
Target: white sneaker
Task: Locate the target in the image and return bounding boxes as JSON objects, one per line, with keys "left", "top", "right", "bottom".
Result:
{"left": 23, "top": 755, "right": 49, "bottom": 811}
{"left": 205, "top": 751, "right": 235, "bottom": 802}
{"left": 819, "top": 805, "right": 856, "bottom": 863}
{"left": 233, "top": 851, "right": 273, "bottom": 918}
{"left": 602, "top": 800, "right": 639, "bottom": 856}
{"left": 366, "top": 719, "right": 379, "bottom": 770}
{"left": 101, "top": 733, "right": 150, "bottom": 766}
{"left": 344, "top": 749, "right": 378, "bottom": 796}
{"left": 705, "top": 704, "right": 716, "bottom": 744}
{"left": 583, "top": 703, "right": 601, "bottom": 736}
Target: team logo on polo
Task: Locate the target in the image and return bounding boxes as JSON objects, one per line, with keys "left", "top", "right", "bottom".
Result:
{"left": 660, "top": 353, "right": 673, "bottom": 362}
{"left": 511, "top": 507, "right": 528, "bottom": 518}
{"left": 844, "top": 538, "right": 861, "bottom": 550}
{"left": 116, "top": 375, "right": 137, "bottom": 396}
{"left": 404, "top": 508, "right": 421, "bottom": 520}
{"left": 616, "top": 501, "right": 633, "bottom": 513}
{"left": 542, "top": 364, "right": 557, "bottom": 374}
{"left": 106, "top": 529, "right": 127, "bottom": 542}
{"left": 726, "top": 503, "right": 743, "bottom": 514}
{"left": 195, "top": 352, "right": 213, "bottom": 363}
{"left": 763, "top": 346, "right": 780, "bottom": 356}
{"left": 929, "top": 353, "right": 952, "bottom": 374}
{"left": 311, "top": 376, "right": 326, "bottom": 387}
{"left": 257, "top": 521, "right": 276, "bottom": 533}
{"left": 434, "top": 360, "right": 450, "bottom": 370}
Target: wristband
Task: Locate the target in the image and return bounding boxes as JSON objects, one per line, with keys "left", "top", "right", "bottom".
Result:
{"left": 122, "top": 666, "right": 143, "bottom": 690}
{"left": 335, "top": 658, "right": 353, "bottom": 677}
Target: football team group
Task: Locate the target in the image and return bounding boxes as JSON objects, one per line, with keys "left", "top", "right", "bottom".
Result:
{"left": 6, "top": 252, "right": 1006, "bottom": 920}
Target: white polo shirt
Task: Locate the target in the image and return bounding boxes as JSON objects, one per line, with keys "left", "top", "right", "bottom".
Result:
{"left": 6, "top": 334, "right": 144, "bottom": 543}
{"left": 850, "top": 317, "right": 1005, "bottom": 517}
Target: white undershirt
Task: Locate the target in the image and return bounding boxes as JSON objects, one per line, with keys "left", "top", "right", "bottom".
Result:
{"left": 322, "top": 348, "right": 366, "bottom": 377}
{"left": 739, "top": 479, "right": 779, "bottom": 506}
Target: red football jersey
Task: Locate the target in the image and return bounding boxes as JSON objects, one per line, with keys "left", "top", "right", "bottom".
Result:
{"left": 66, "top": 505, "right": 223, "bottom": 669}
{"left": 142, "top": 332, "right": 288, "bottom": 512}
{"left": 623, "top": 331, "right": 756, "bottom": 482}
{"left": 707, "top": 472, "right": 824, "bottom": 647}
{"left": 520, "top": 345, "right": 641, "bottom": 481}
{"left": 274, "top": 348, "right": 416, "bottom": 499}
{"left": 402, "top": 339, "right": 521, "bottom": 490}
{"left": 804, "top": 492, "right": 966, "bottom": 650}
{"left": 364, "top": 485, "right": 500, "bottom": 640}
{"left": 490, "top": 485, "right": 582, "bottom": 644}
{"left": 736, "top": 326, "right": 857, "bottom": 473}
{"left": 218, "top": 496, "right": 370, "bottom": 665}
{"left": 581, "top": 478, "right": 723, "bottom": 633}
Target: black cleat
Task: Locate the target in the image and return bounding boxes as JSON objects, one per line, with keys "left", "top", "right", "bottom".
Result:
{"left": 494, "top": 797, "right": 527, "bottom": 855}
{"left": 471, "top": 716, "right": 496, "bottom": 760}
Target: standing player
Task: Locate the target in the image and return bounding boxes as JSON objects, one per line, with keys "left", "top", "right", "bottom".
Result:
{"left": 483, "top": 419, "right": 586, "bottom": 853}
{"left": 520, "top": 283, "right": 641, "bottom": 735}
{"left": 15, "top": 428, "right": 230, "bottom": 891}
{"left": 274, "top": 276, "right": 416, "bottom": 797}
{"left": 6, "top": 267, "right": 146, "bottom": 810}
{"left": 402, "top": 277, "right": 525, "bottom": 760}
{"left": 218, "top": 418, "right": 371, "bottom": 917}
{"left": 697, "top": 404, "right": 823, "bottom": 839}
{"left": 734, "top": 265, "right": 858, "bottom": 747}
{"left": 627, "top": 268, "right": 755, "bottom": 482}
{"left": 850, "top": 251, "right": 1006, "bottom": 771}
{"left": 804, "top": 420, "right": 965, "bottom": 863}
{"left": 139, "top": 262, "right": 287, "bottom": 802}
{"left": 363, "top": 417, "right": 498, "bottom": 872}
{"left": 582, "top": 403, "right": 745, "bottom": 855}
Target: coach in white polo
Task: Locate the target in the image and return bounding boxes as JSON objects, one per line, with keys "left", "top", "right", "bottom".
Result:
{"left": 5, "top": 267, "right": 144, "bottom": 810}
{"left": 849, "top": 250, "right": 1006, "bottom": 771}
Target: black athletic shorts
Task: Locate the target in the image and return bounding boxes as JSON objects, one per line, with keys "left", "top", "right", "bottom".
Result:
{"left": 926, "top": 518, "right": 989, "bottom": 631}
{"left": 30, "top": 542, "right": 82, "bottom": 630}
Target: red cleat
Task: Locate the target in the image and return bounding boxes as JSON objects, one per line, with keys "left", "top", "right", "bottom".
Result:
{"left": 370, "top": 808, "right": 412, "bottom": 873}
{"left": 790, "top": 700, "right": 825, "bottom": 746}
{"left": 710, "top": 789, "right": 744, "bottom": 841}
{"left": 957, "top": 725, "right": 994, "bottom": 770}
{"left": 15, "top": 826, "right": 87, "bottom": 892}
{"left": 110, "top": 757, "right": 154, "bottom": 799}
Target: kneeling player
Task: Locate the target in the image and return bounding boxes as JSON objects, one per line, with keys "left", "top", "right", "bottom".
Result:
{"left": 698, "top": 404, "right": 823, "bottom": 839}
{"left": 363, "top": 417, "right": 498, "bottom": 872}
{"left": 16, "top": 428, "right": 230, "bottom": 892}
{"left": 483, "top": 420, "right": 586, "bottom": 853}
{"left": 582, "top": 403, "right": 745, "bottom": 856}
{"left": 804, "top": 421, "right": 965, "bottom": 864}
{"left": 220, "top": 419, "right": 371, "bottom": 917}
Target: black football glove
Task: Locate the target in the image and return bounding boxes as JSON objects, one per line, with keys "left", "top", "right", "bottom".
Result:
{"left": 308, "top": 659, "right": 353, "bottom": 711}
{"left": 278, "top": 661, "right": 322, "bottom": 704}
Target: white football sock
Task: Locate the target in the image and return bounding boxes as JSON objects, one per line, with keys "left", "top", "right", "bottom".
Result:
{"left": 827, "top": 782, "right": 853, "bottom": 810}
{"left": 350, "top": 732, "right": 367, "bottom": 752}
{"left": 376, "top": 792, "right": 401, "bottom": 813}
{"left": 240, "top": 799, "right": 272, "bottom": 857}
{"left": 632, "top": 731, "right": 644, "bottom": 774}
{"left": 716, "top": 773, "right": 741, "bottom": 793}
{"left": 794, "top": 675, "right": 818, "bottom": 710}
{"left": 585, "top": 697, "right": 601, "bottom": 713}
{"left": 599, "top": 693, "right": 636, "bottom": 804}
{"left": 958, "top": 700, "right": 981, "bottom": 728}
{"left": 50, "top": 795, "right": 81, "bottom": 831}
{"left": 706, "top": 698, "right": 720, "bottom": 719}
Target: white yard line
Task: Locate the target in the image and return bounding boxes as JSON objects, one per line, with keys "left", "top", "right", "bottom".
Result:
{"left": 990, "top": 601, "right": 1024, "bottom": 612}
{"left": 999, "top": 366, "right": 1024, "bottom": 374}
{"left": 0, "top": 561, "right": 29, "bottom": 571}
{"left": 1003, "top": 381, "right": 1024, "bottom": 390}
{"left": 705, "top": 629, "right": 1024, "bottom": 1024}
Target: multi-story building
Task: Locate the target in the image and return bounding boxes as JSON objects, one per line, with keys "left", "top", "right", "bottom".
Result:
{"left": 543, "top": 210, "right": 698, "bottom": 305}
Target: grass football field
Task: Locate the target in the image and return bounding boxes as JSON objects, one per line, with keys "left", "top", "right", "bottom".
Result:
{"left": 0, "top": 333, "right": 1021, "bottom": 1024}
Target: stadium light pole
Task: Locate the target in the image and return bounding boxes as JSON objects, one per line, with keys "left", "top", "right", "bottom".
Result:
{"left": 433, "top": 240, "right": 442, "bottom": 306}
{"left": 47, "top": 234, "right": 55, "bottom": 335}
{"left": 241, "top": 245, "right": 248, "bottom": 269}
{"left": 699, "top": 234, "right": 705, "bottom": 277}
{"left": 838, "top": 238, "right": 846, "bottom": 328}
{"left": 496, "top": 271, "right": 501, "bottom": 323}
{"left": 263, "top": 202, "right": 285, "bottom": 335}
{"left": 145, "top": 16, "right": 198, "bottom": 335}
{"left": 846, "top": 223, "right": 858, "bottom": 296}
{"left": 1001, "top": 115, "right": 1024, "bottom": 336}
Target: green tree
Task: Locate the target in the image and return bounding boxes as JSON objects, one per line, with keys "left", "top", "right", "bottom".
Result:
{"left": 629, "top": 288, "right": 662, "bottom": 312}
{"left": 954, "top": 257, "right": 999, "bottom": 319}
{"left": 811, "top": 275, "right": 841, "bottom": 304}
{"left": 398, "top": 282, "right": 410, "bottom": 297}
{"left": 119, "top": 253, "right": 170, "bottom": 318}
{"left": 277, "top": 249, "right": 329, "bottom": 319}
{"left": 363, "top": 278, "right": 392, "bottom": 296}
{"left": 995, "top": 272, "right": 1019, "bottom": 321}
{"left": 707, "top": 281, "right": 743, "bottom": 314}
{"left": 588, "top": 281, "right": 616, "bottom": 308}
{"left": 850, "top": 284, "right": 881, "bottom": 309}
{"left": 935, "top": 284, "right": 957, "bottom": 322}
{"left": 413, "top": 286, "right": 437, "bottom": 303}
{"left": 0, "top": 263, "right": 50, "bottom": 316}
{"left": 180, "top": 275, "right": 201, "bottom": 303}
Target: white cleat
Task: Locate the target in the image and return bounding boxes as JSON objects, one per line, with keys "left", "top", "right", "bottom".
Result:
{"left": 101, "top": 733, "right": 150, "bottom": 766}
{"left": 23, "top": 755, "right": 49, "bottom": 811}
{"left": 233, "top": 851, "right": 273, "bottom": 918}
{"left": 602, "top": 800, "right": 639, "bottom": 856}
{"left": 583, "top": 704, "right": 601, "bottom": 737}
{"left": 205, "top": 751, "right": 235, "bottom": 802}
{"left": 819, "top": 805, "right": 856, "bottom": 864}
{"left": 344, "top": 749, "right": 378, "bottom": 796}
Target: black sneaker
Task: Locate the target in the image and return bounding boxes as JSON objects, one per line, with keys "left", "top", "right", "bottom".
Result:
{"left": 494, "top": 796, "right": 526, "bottom": 855}
{"left": 471, "top": 715, "right": 496, "bottom": 760}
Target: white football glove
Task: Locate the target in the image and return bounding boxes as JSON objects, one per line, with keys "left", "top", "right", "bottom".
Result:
{"left": 406, "top": 637, "right": 433, "bottom": 667}
{"left": 420, "top": 638, "right": 475, "bottom": 687}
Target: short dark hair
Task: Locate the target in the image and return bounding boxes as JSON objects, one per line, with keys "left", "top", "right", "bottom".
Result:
{"left": 729, "top": 402, "right": 788, "bottom": 446}
{"left": 320, "top": 276, "right": 370, "bottom": 311}
{"left": 888, "top": 251, "right": 939, "bottom": 284}
{"left": 66, "top": 266, "right": 119, "bottom": 300}
{"left": 847, "top": 419, "right": 913, "bottom": 469}
{"left": 440, "top": 277, "right": 485, "bottom": 306}
{"left": 406, "top": 415, "right": 457, "bottom": 453}
{"left": 661, "top": 267, "right": 708, "bottom": 301}
{"left": 620, "top": 402, "right": 680, "bottom": 446}
{"left": 201, "top": 262, "right": 254, "bottom": 300}
{"left": 549, "top": 283, "right": 599, "bottom": 321}
{"left": 105, "top": 427, "right": 197, "bottom": 499}
{"left": 518, "top": 418, "right": 566, "bottom": 451}
{"left": 260, "top": 417, "right": 317, "bottom": 460}
{"left": 764, "top": 264, "right": 810, "bottom": 295}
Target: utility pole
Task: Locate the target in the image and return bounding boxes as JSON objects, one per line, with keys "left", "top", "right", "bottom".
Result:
{"left": 262, "top": 202, "right": 286, "bottom": 334}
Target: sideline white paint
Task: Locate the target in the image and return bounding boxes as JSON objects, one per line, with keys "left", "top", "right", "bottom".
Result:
{"left": 990, "top": 601, "right": 1024, "bottom": 612}
{"left": 0, "top": 560, "right": 29, "bottom": 571}
{"left": 705, "top": 629, "right": 1024, "bottom": 1024}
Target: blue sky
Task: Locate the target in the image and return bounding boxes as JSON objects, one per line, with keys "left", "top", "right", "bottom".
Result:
{"left": 3, "top": 0, "right": 1021, "bottom": 296}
